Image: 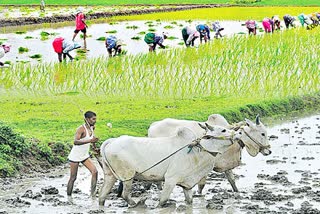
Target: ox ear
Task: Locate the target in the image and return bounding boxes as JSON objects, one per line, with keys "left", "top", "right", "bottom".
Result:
{"left": 245, "top": 118, "right": 255, "bottom": 127}
{"left": 198, "top": 123, "right": 207, "bottom": 130}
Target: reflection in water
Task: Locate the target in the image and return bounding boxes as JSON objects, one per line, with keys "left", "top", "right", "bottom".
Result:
{"left": 0, "top": 20, "right": 255, "bottom": 65}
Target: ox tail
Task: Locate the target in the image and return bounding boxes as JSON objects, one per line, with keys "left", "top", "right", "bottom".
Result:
{"left": 99, "top": 139, "right": 123, "bottom": 197}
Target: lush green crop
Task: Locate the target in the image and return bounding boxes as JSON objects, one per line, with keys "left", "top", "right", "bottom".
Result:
{"left": 109, "top": 7, "right": 320, "bottom": 21}
{"left": 1, "top": 28, "right": 319, "bottom": 101}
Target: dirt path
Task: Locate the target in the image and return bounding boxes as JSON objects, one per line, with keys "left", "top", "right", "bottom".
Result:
{"left": 0, "top": 4, "right": 227, "bottom": 28}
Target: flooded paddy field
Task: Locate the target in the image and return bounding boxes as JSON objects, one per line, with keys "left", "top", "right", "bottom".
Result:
{"left": 1, "top": 113, "right": 320, "bottom": 214}
{"left": 0, "top": 20, "right": 263, "bottom": 65}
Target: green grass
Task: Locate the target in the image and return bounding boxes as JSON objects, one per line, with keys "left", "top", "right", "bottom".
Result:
{"left": 1, "top": 0, "right": 320, "bottom": 6}
{"left": 105, "top": 30, "right": 117, "bottom": 34}
{"left": 29, "top": 54, "right": 42, "bottom": 59}
{"left": 18, "top": 47, "right": 29, "bottom": 53}
{"left": 96, "top": 36, "right": 106, "bottom": 41}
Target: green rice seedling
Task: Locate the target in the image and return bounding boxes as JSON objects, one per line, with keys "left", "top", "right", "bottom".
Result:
{"left": 148, "top": 28, "right": 156, "bottom": 32}
{"left": 15, "top": 31, "right": 26, "bottom": 34}
{"left": 148, "top": 24, "right": 155, "bottom": 27}
{"left": 164, "top": 25, "right": 174, "bottom": 29}
{"left": 18, "top": 47, "right": 29, "bottom": 53}
{"left": 171, "top": 21, "right": 178, "bottom": 25}
{"left": 76, "top": 49, "right": 87, "bottom": 54}
{"left": 40, "top": 36, "right": 49, "bottom": 41}
{"left": 4, "top": 61, "right": 11, "bottom": 65}
{"left": 105, "top": 30, "right": 117, "bottom": 33}
{"left": 126, "top": 25, "right": 139, "bottom": 29}
{"left": 131, "top": 36, "right": 141, "bottom": 40}
{"left": 24, "top": 36, "right": 33, "bottom": 39}
{"left": 29, "top": 54, "right": 42, "bottom": 59}
{"left": 96, "top": 37, "right": 106, "bottom": 41}
{"left": 138, "top": 31, "right": 146, "bottom": 35}
{"left": 167, "top": 36, "right": 178, "bottom": 40}
{"left": 80, "top": 34, "right": 92, "bottom": 38}
{"left": 178, "top": 42, "right": 185, "bottom": 45}
{"left": 40, "top": 31, "right": 50, "bottom": 36}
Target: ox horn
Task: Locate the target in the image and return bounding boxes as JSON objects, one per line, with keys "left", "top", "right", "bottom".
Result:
{"left": 198, "top": 123, "right": 207, "bottom": 130}
{"left": 205, "top": 123, "right": 215, "bottom": 131}
{"left": 255, "top": 114, "right": 260, "bottom": 125}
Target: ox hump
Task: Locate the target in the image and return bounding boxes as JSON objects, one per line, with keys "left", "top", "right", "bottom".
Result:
{"left": 176, "top": 126, "right": 197, "bottom": 140}
{"left": 207, "top": 114, "right": 230, "bottom": 127}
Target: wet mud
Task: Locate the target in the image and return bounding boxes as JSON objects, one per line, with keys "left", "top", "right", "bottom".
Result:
{"left": 1, "top": 114, "right": 320, "bottom": 213}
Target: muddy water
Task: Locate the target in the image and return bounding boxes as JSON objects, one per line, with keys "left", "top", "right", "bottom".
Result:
{"left": 1, "top": 113, "right": 320, "bottom": 213}
{"left": 0, "top": 20, "right": 254, "bottom": 65}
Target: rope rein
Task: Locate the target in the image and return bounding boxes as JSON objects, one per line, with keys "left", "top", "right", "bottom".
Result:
{"left": 104, "top": 133, "right": 240, "bottom": 182}
{"left": 104, "top": 126, "right": 268, "bottom": 182}
{"left": 242, "top": 128, "right": 270, "bottom": 150}
{"left": 104, "top": 142, "right": 193, "bottom": 182}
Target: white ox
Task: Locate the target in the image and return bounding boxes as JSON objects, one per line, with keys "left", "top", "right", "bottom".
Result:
{"left": 99, "top": 126, "right": 235, "bottom": 207}
{"left": 148, "top": 114, "right": 230, "bottom": 138}
{"left": 148, "top": 114, "right": 271, "bottom": 193}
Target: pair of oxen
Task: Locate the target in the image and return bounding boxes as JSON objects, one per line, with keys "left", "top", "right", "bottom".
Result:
{"left": 98, "top": 114, "right": 272, "bottom": 207}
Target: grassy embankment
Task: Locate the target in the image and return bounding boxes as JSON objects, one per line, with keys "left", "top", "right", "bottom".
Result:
{"left": 1, "top": 7, "right": 320, "bottom": 176}
{"left": 1, "top": 0, "right": 320, "bottom": 6}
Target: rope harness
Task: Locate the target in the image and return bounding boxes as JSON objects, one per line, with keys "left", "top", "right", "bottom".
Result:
{"left": 242, "top": 128, "right": 270, "bottom": 151}
{"left": 104, "top": 142, "right": 192, "bottom": 182}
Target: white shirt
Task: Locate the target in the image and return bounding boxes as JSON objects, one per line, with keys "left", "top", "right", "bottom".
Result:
{"left": 68, "top": 124, "right": 94, "bottom": 162}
